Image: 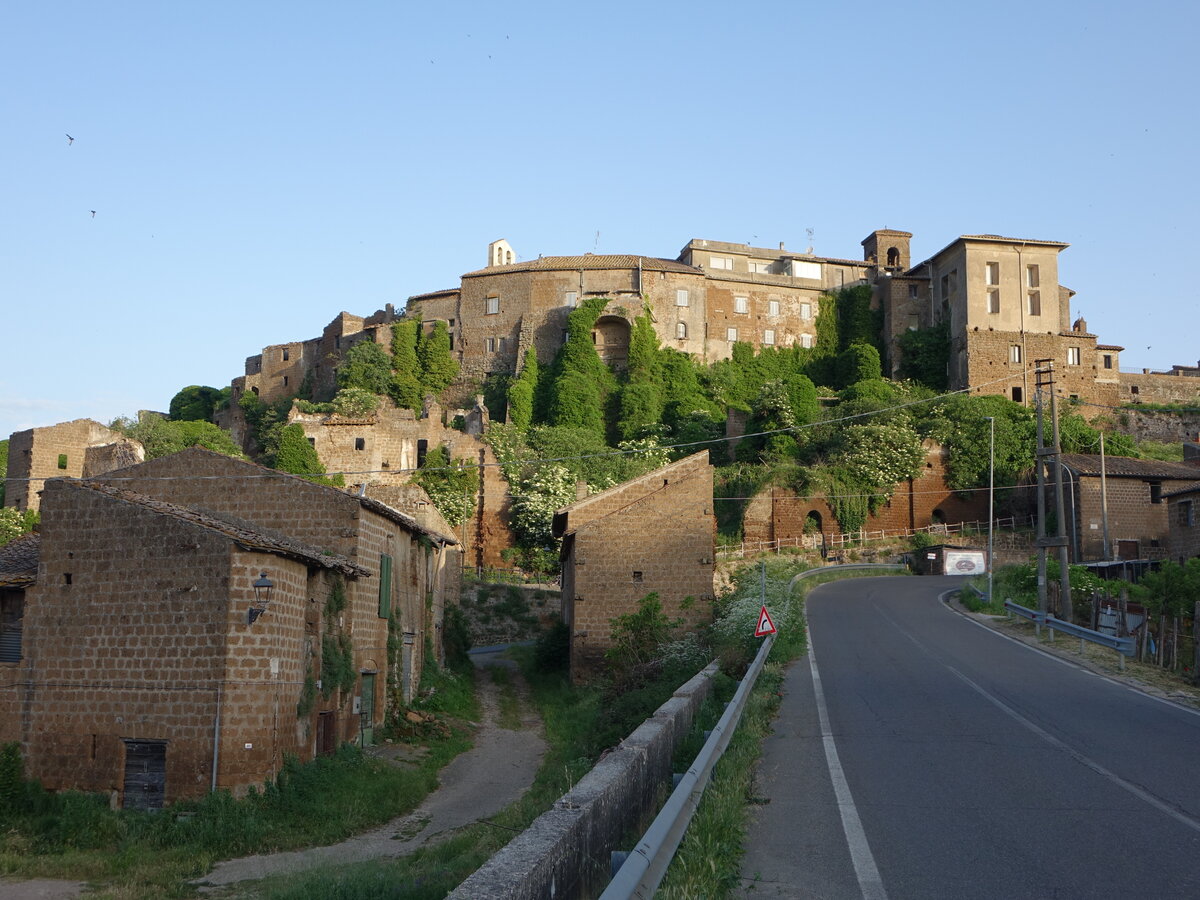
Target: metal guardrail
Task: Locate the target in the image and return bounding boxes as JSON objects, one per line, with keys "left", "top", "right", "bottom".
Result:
{"left": 1004, "top": 600, "right": 1135, "bottom": 668}
{"left": 602, "top": 562, "right": 906, "bottom": 899}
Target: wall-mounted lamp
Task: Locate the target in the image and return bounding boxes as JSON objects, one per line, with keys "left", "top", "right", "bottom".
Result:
{"left": 247, "top": 572, "right": 274, "bottom": 625}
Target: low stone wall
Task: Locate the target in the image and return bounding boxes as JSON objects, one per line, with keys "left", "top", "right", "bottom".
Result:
{"left": 447, "top": 662, "right": 720, "bottom": 900}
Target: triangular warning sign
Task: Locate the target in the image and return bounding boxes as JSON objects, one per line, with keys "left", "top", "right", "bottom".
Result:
{"left": 755, "top": 605, "right": 776, "bottom": 637}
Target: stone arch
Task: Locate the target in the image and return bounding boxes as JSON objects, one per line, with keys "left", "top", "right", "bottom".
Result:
{"left": 804, "top": 510, "right": 823, "bottom": 534}
{"left": 592, "top": 315, "right": 631, "bottom": 368}
{"left": 887, "top": 246, "right": 901, "bottom": 267}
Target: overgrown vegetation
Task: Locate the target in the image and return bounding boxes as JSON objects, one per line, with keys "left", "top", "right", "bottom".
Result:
{"left": 0, "top": 507, "right": 38, "bottom": 547}
{"left": 110, "top": 413, "right": 244, "bottom": 460}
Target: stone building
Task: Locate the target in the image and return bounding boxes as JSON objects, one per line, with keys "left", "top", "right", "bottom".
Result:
{"left": 0, "top": 448, "right": 459, "bottom": 807}
{"left": 552, "top": 452, "right": 715, "bottom": 682}
{"left": 4, "top": 419, "right": 144, "bottom": 513}
{"left": 740, "top": 441, "right": 989, "bottom": 544}
{"left": 286, "top": 397, "right": 514, "bottom": 569}
{"left": 1058, "top": 454, "right": 1200, "bottom": 561}
{"left": 1165, "top": 483, "right": 1200, "bottom": 565}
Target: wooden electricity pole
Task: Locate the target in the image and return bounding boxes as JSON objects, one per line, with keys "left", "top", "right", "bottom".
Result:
{"left": 1035, "top": 360, "right": 1072, "bottom": 623}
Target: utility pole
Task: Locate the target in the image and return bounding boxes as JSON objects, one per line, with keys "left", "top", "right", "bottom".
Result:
{"left": 1035, "top": 360, "right": 1072, "bottom": 623}
{"left": 1034, "top": 375, "right": 1048, "bottom": 633}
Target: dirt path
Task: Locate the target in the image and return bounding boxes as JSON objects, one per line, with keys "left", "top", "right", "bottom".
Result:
{"left": 194, "top": 650, "right": 545, "bottom": 890}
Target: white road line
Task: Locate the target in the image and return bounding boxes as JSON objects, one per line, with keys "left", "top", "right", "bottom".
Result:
{"left": 884, "top": 603, "right": 1200, "bottom": 836}
{"left": 808, "top": 635, "right": 889, "bottom": 900}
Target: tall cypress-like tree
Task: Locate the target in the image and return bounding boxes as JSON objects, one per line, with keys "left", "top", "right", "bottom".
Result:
{"left": 417, "top": 320, "right": 460, "bottom": 393}
{"left": 617, "top": 306, "right": 664, "bottom": 440}
{"left": 389, "top": 320, "right": 423, "bottom": 411}
{"left": 507, "top": 349, "right": 540, "bottom": 430}
{"left": 546, "top": 296, "right": 616, "bottom": 438}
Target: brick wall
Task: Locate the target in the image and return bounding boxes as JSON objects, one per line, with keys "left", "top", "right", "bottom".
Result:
{"left": 558, "top": 453, "right": 715, "bottom": 681}
{"left": 1072, "top": 475, "right": 1197, "bottom": 560}
{"left": 1167, "top": 492, "right": 1200, "bottom": 564}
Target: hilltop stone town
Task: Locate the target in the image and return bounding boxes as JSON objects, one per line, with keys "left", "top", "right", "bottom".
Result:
{"left": 4, "top": 225, "right": 1200, "bottom": 815}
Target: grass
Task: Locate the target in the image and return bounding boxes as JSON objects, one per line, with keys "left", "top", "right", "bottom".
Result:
{"left": 489, "top": 666, "right": 522, "bottom": 730}
{"left": 0, "top": 662, "right": 480, "bottom": 899}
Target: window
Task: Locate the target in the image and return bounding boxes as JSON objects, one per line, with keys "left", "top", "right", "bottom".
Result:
{"left": 763, "top": 329, "right": 775, "bottom": 345}
{"left": 416, "top": 439, "right": 428, "bottom": 468}
{"left": 768, "top": 299, "right": 780, "bottom": 317}
{"left": 908, "top": 283, "right": 919, "bottom": 299}
{"left": 486, "top": 296, "right": 500, "bottom": 314}
{"left": 1026, "top": 264, "right": 1040, "bottom": 288}
{"left": 800, "top": 302, "right": 812, "bottom": 320}
{"left": 632, "top": 570, "right": 643, "bottom": 582}
{"left": 940, "top": 274, "right": 949, "bottom": 297}
{"left": 907, "top": 314, "right": 920, "bottom": 331}
{"left": 1067, "top": 347, "right": 1081, "bottom": 366}
{"left": 57, "top": 454, "right": 68, "bottom": 470}
{"left": 734, "top": 296, "right": 748, "bottom": 314}
{"left": 486, "top": 337, "right": 497, "bottom": 353}
{"left": 988, "top": 289, "right": 1001, "bottom": 314}
{"left": 1180, "top": 500, "right": 1195, "bottom": 527}
{"left": 947, "top": 269, "right": 958, "bottom": 295}
{"left": 1010, "top": 344, "right": 1022, "bottom": 363}
{"left": 985, "top": 261, "right": 1000, "bottom": 286}
{"left": 749, "top": 260, "right": 771, "bottom": 274}
{"left": 282, "top": 348, "right": 290, "bottom": 361}
{"left": 378, "top": 554, "right": 392, "bottom": 618}
{"left": 1103, "top": 354, "right": 1113, "bottom": 370}
{"left": 307, "top": 437, "right": 315, "bottom": 447}
{"left": 354, "top": 437, "right": 366, "bottom": 451}
{"left": 710, "top": 256, "right": 734, "bottom": 270}
{"left": 1027, "top": 291, "right": 1041, "bottom": 315}
{"left": 726, "top": 327, "right": 738, "bottom": 342}
{"left": 1150, "top": 482, "right": 1163, "bottom": 504}
{"left": 499, "top": 337, "right": 507, "bottom": 354}
{"left": 676, "top": 322, "right": 687, "bottom": 339}
{"left": 564, "top": 290, "right": 578, "bottom": 307}
{"left": 283, "top": 375, "right": 289, "bottom": 387}
{"left": 1131, "top": 385, "right": 1140, "bottom": 395}
{"left": 1012, "top": 386, "right": 1024, "bottom": 403}
{"left": 0, "top": 593, "right": 23, "bottom": 662}
{"left": 799, "top": 333, "right": 813, "bottom": 349}
{"left": 676, "top": 289, "right": 689, "bottom": 307}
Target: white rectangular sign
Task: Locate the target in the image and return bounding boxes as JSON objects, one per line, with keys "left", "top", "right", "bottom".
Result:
{"left": 944, "top": 550, "right": 986, "bottom": 574}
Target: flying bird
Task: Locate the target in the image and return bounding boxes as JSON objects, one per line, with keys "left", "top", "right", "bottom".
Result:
{"left": 90, "top": 210, "right": 96, "bottom": 218}
{"left": 66, "top": 133, "right": 74, "bottom": 145}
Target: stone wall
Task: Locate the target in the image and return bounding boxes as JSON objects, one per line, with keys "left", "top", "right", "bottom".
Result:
{"left": 1167, "top": 490, "right": 1200, "bottom": 564}
{"left": 447, "top": 662, "right": 718, "bottom": 900}
{"left": 4, "top": 419, "right": 142, "bottom": 513}
{"left": 1117, "top": 370, "right": 1200, "bottom": 407}
{"left": 557, "top": 453, "right": 714, "bottom": 682}
{"left": 1072, "top": 475, "right": 1199, "bottom": 561}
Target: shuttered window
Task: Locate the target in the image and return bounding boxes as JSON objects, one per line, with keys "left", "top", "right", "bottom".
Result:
{"left": 378, "top": 554, "right": 393, "bottom": 618}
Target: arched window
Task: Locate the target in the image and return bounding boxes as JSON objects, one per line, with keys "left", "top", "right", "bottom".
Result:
{"left": 887, "top": 247, "right": 900, "bottom": 267}
{"left": 676, "top": 322, "right": 687, "bottom": 339}
{"left": 506, "top": 251, "right": 513, "bottom": 264}
{"left": 494, "top": 248, "right": 503, "bottom": 265}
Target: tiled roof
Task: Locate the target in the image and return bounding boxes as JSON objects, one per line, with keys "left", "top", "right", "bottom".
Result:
{"left": 99, "top": 448, "right": 457, "bottom": 547}
{"left": 958, "top": 234, "right": 1070, "bottom": 247}
{"left": 65, "top": 480, "right": 371, "bottom": 577}
{"left": 1060, "top": 454, "right": 1200, "bottom": 479}
{"left": 462, "top": 255, "right": 701, "bottom": 278}
{"left": 0, "top": 533, "right": 39, "bottom": 587}
{"left": 1163, "top": 481, "right": 1200, "bottom": 499}
{"left": 1097, "top": 344, "right": 1125, "bottom": 351}
{"left": 408, "top": 288, "right": 459, "bottom": 301}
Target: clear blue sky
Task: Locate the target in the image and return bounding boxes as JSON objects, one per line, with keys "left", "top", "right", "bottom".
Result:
{"left": 3, "top": 1, "right": 1196, "bottom": 439}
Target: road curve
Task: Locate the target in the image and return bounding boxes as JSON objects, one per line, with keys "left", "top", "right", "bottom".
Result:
{"left": 738, "top": 575, "right": 1200, "bottom": 899}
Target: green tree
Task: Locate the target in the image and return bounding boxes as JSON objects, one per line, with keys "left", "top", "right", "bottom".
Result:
{"left": 616, "top": 306, "right": 664, "bottom": 441}
{"left": 330, "top": 387, "right": 380, "bottom": 418}
{"left": 0, "top": 507, "right": 38, "bottom": 547}
{"left": 0, "top": 439, "right": 7, "bottom": 506}
{"left": 897, "top": 323, "right": 950, "bottom": 391}
{"left": 112, "top": 414, "right": 244, "bottom": 460}
{"left": 738, "top": 381, "right": 799, "bottom": 464}
{"left": 337, "top": 340, "right": 392, "bottom": 395}
{"left": 417, "top": 320, "right": 460, "bottom": 394}
{"left": 924, "top": 394, "right": 1035, "bottom": 492}
{"left": 545, "top": 297, "right": 616, "bottom": 437}
{"left": 413, "top": 445, "right": 480, "bottom": 527}
{"left": 507, "top": 349, "right": 540, "bottom": 430}
{"left": 835, "top": 342, "right": 882, "bottom": 388}
{"left": 388, "top": 320, "right": 424, "bottom": 411}
{"left": 168, "top": 385, "right": 226, "bottom": 422}
{"left": 270, "top": 423, "right": 342, "bottom": 485}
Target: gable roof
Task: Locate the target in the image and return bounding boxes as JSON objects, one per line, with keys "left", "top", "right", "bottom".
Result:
{"left": 96, "top": 447, "right": 457, "bottom": 546}
{"left": 55, "top": 479, "right": 370, "bottom": 577}
{"left": 1163, "top": 481, "right": 1200, "bottom": 500}
{"left": 0, "top": 532, "right": 40, "bottom": 587}
{"left": 1060, "top": 454, "right": 1200, "bottom": 480}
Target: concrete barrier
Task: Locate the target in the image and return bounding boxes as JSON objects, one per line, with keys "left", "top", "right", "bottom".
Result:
{"left": 446, "top": 661, "right": 720, "bottom": 900}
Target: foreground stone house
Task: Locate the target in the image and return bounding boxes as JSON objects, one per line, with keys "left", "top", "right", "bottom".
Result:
{"left": 3, "top": 418, "right": 144, "bottom": 513}
{"left": 0, "top": 448, "right": 459, "bottom": 808}
{"left": 1166, "top": 483, "right": 1200, "bottom": 565}
{"left": 552, "top": 452, "right": 715, "bottom": 682}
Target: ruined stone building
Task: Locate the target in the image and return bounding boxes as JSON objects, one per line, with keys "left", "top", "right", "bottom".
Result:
{"left": 0, "top": 448, "right": 458, "bottom": 808}
{"left": 1166, "top": 482, "right": 1200, "bottom": 565}
{"left": 3, "top": 419, "right": 144, "bottom": 513}
{"left": 552, "top": 452, "right": 715, "bottom": 682}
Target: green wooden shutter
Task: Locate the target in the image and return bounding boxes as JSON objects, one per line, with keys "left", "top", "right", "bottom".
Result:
{"left": 378, "top": 554, "right": 392, "bottom": 618}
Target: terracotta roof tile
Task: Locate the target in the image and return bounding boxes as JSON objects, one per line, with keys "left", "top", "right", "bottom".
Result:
{"left": 1060, "top": 454, "right": 1200, "bottom": 479}
{"left": 64, "top": 480, "right": 371, "bottom": 577}
{"left": 0, "top": 532, "right": 39, "bottom": 586}
{"left": 462, "top": 255, "right": 700, "bottom": 279}
{"left": 1163, "top": 481, "right": 1200, "bottom": 499}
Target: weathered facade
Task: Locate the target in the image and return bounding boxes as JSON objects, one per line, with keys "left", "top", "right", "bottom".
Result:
{"left": 3, "top": 419, "right": 144, "bottom": 513}
{"left": 552, "top": 452, "right": 715, "bottom": 682}
{"left": 1165, "top": 483, "right": 1200, "bottom": 565}
{"left": 741, "top": 441, "right": 989, "bottom": 543}
{"left": 1058, "top": 454, "right": 1200, "bottom": 561}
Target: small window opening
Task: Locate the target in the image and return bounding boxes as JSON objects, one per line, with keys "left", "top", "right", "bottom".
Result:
{"left": 632, "top": 571, "right": 643, "bottom": 583}
{"left": 416, "top": 439, "right": 428, "bottom": 468}
{"left": 354, "top": 437, "right": 366, "bottom": 451}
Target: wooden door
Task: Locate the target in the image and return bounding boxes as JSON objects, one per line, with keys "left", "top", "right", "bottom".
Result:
{"left": 316, "top": 711, "right": 336, "bottom": 757}
{"left": 122, "top": 740, "right": 166, "bottom": 810}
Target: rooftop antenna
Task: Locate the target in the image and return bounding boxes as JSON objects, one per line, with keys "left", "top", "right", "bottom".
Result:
{"left": 806, "top": 227, "right": 815, "bottom": 255}
{"left": 594, "top": 230, "right": 600, "bottom": 252}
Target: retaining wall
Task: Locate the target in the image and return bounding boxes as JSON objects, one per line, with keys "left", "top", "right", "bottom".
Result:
{"left": 447, "top": 661, "right": 720, "bottom": 899}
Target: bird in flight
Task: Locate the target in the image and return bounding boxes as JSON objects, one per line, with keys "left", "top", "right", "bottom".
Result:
{"left": 90, "top": 210, "right": 96, "bottom": 218}
{"left": 66, "top": 133, "right": 75, "bottom": 145}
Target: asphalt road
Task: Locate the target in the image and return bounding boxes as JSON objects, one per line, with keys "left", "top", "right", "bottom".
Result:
{"left": 738, "top": 575, "right": 1200, "bottom": 899}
